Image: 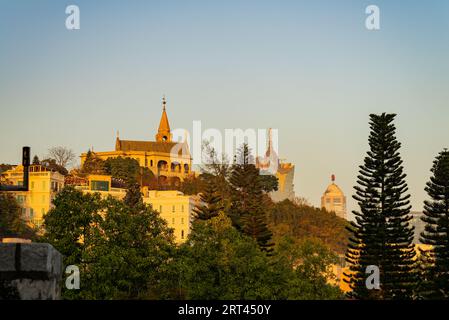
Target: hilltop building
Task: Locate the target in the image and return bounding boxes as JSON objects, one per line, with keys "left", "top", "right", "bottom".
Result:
{"left": 256, "top": 129, "right": 295, "bottom": 202}
{"left": 321, "top": 175, "right": 347, "bottom": 220}
{"left": 80, "top": 97, "right": 192, "bottom": 185}
{"left": 1, "top": 164, "right": 64, "bottom": 228}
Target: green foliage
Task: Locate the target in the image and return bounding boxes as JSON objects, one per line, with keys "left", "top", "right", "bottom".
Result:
{"left": 43, "top": 186, "right": 175, "bottom": 299}
{"left": 420, "top": 149, "right": 449, "bottom": 299}
{"left": 0, "top": 192, "right": 36, "bottom": 239}
{"left": 268, "top": 199, "right": 349, "bottom": 255}
{"left": 273, "top": 237, "right": 344, "bottom": 299}
{"left": 81, "top": 154, "right": 155, "bottom": 187}
{"left": 161, "top": 214, "right": 342, "bottom": 300}
{"left": 346, "top": 113, "right": 416, "bottom": 300}
{"left": 123, "top": 182, "right": 144, "bottom": 207}
{"left": 171, "top": 214, "right": 276, "bottom": 299}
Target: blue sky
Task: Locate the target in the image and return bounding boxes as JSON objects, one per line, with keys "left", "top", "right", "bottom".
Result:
{"left": 1, "top": 0, "right": 448, "bottom": 217}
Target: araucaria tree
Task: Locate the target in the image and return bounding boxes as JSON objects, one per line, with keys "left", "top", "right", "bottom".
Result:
{"left": 420, "top": 149, "right": 449, "bottom": 299}
{"left": 193, "top": 179, "right": 224, "bottom": 220}
{"left": 345, "top": 113, "right": 416, "bottom": 299}
{"left": 229, "top": 144, "right": 274, "bottom": 254}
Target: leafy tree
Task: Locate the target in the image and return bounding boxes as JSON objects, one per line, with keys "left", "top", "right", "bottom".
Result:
{"left": 162, "top": 215, "right": 343, "bottom": 300}
{"left": 81, "top": 197, "right": 175, "bottom": 299}
{"left": 103, "top": 157, "right": 155, "bottom": 187}
{"left": 420, "top": 149, "right": 449, "bottom": 299}
{"left": 229, "top": 144, "right": 274, "bottom": 254}
{"left": 104, "top": 157, "right": 140, "bottom": 184}
{"left": 123, "top": 182, "right": 144, "bottom": 207}
{"left": 273, "top": 237, "right": 344, "bottom": 300}
{"left": 167, "top": 213, "right": 278, "bottom": 299}
{"left": 43, "top": 186, "right": 175, "bottom": 299}
{"left": 193, "top": 179, "right": 223, "bottom": 220}
{"left": 0, "top": 193, "right": 36, "bottom": 240}
{"left": 42, "top": 187, "right": 104, "bottom": 279}
{"left": 345, "top": 113, "right": 416, "bottom": 300}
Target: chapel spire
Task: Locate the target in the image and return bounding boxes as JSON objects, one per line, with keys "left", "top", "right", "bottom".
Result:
{"left": 156, "top": 95, "right": 172, "bottom": 142}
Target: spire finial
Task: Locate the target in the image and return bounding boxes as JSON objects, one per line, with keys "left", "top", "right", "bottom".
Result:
{"left": 331, "top": 174, "right": 335, "bottom": 182}
{"left": 116, "top": 130, "right": 120, "bottom": 139}
{"left": 162, "top": 95, "right": 166, "bottom": 111}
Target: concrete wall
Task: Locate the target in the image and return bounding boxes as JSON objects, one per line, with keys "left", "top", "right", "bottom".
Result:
{"left": 0, "top": 243, "right": 62, "bottom": 300}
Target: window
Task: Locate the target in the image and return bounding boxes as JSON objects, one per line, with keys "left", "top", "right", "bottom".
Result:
{"left": 181, "top": 205, "right": 184, "bottom": 212}
{"left": 172, "top": 205, "right": 175, "bottom": 213}
{"left": 31, "top": 181, "right": 35, "bottom": 190}
{"left": 159, "top": 205, "right": 162, "bottom": 213}
{"left": 91, "top": 180, "right": 109, "bottom": 191}
{"left": 42, "top": 181, "right": 46, "bottom": 190}
{"left": 172, "top": 218, "right": 175, "bottom": 224}
{"left": 29, "top": 208, "right": 34, "bottom": 219}
{"left": 150, "top": 160, "right": 153, "bottom": 167}
{"left": 333, "top": 198, "right": 341, "bottom": 204}
{"left": 181, "top": 218, "right": 184, "bottom": 224}
{"left": 41, "top": 208, "right": 45, "bottom": 216}
{"left": 181, "top": 230, "right": 184, "bottom": 239}
{"left": 21, "top": 208, "right": 27, "bottom": 217}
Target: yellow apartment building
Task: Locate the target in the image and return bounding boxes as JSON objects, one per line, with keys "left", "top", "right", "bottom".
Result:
{"left": 1, "top": 165, "right": 65, "bottom": 228}
{"left": 142, "top": 189, "right": 199, "bottom": 244}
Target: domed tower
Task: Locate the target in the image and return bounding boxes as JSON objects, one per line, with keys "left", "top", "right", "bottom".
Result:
{"left": 321, "top": 174, "right": 347, "bottom": 220}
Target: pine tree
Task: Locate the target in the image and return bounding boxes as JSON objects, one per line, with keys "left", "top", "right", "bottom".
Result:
{"left": 229, "top": 144, "right": 274, "bottom": 254}
{"left": 345, "top": 113, "right": 416, "bottom": 300}
{"left": 193, "top": 179, "right": 224, "bottom": 220}
{"left": 420, "top": 149, "right": 449, "bottom": 299}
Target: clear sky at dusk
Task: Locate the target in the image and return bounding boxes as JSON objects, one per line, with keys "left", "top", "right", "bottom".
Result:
{"left": 1, "top": 0, "right": 448, "bottom": 218}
